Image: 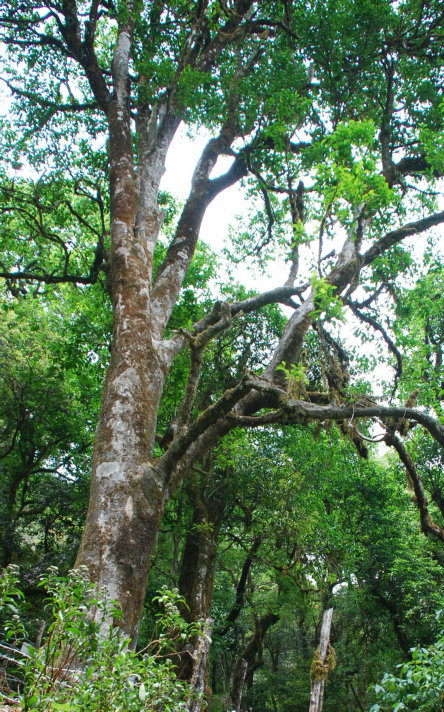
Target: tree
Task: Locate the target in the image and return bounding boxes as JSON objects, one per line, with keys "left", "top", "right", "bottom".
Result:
{"left": 0, "top": 0, "right": 443, "bottom": 646}
{"left": 201, "top": 425, "right": 443, "bottom": 711}
{"left": 371, "top": 611, "right": 444, "bottom": 712}
{"left": 0, "top": 297, "right": 103, "bottom": 569}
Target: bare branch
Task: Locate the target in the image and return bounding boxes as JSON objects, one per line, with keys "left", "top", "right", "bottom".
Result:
{"left": 230, "top": 375, "right": 444, "bottom": 447}
{"left": 346, "top": 300, "right": 402, "bottom": 396}
{"left": 218, "top": 535, "right": 262, "bottom": 636}
{"left": 0, "top": 78, "right": 98, "bottom": 112}
{"left": 166, "top": 286, "right": 307, "bottom": 364}
{"left": 159, "top": 375, "right": 255, "bottom": 480}
{"left": 362, "top": 210, "right": 444, "bottom": 267}
{"left": 59, "top": 0, "right": 111, "bottom": 112}
{"left": 175, "top": 344, "right": 205, "bottom": 432}
{"left": 151, "top": 129, "right": 247, "bottom": 336}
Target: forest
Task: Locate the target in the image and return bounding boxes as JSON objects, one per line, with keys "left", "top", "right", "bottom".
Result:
{"left": 0, "top": 0, "right": 443, "bottom": 710}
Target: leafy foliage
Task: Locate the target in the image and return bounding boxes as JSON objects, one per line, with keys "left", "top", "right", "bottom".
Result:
{"left": 371, "top": 611, "right": 444, "bottom": 712}
{"left": 0, "top": 565, "right": 193, "bottom": 711}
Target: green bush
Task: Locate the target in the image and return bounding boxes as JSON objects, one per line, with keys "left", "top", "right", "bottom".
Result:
{"left": 0, "top": 565, "right": 195, "bottom": 711}
{"left": 370, "top": 610, "right": 444, "bottom": 712}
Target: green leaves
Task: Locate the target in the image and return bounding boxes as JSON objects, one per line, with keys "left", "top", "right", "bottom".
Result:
{"left": 276, "top": 360, "right": 309, "bottom": 385}
{"left": 372, "top": 611, "right": 444, "bottom": 711}
{"left": 0, "top": 567, "right": 192, "bottom": 711}
{"left": 420, "top": 99, "right": 444, "bottom": 174}
{"left": 314, "top": 120, "right": 394, "bottom": 220}
{"left": 310, "top": 273, "right": 345, "bottom": 322}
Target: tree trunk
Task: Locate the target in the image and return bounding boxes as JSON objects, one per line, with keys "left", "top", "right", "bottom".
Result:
{"left": 231, "top": 658, "right": 248, "bottom": 712}
{"left": 175, "top": 469, "right": 226, "bottom": 710}
{"left": 185, "top": 618, "right": 214, "bottom": 712}
{"left": 308, "top": 608, "right": 334, "bottom": 712}
{"left": 230, "top": 612, "right": 280, "bottom": 710}
{"left": 74, "top": 98, "right": 178, "bottom": 641}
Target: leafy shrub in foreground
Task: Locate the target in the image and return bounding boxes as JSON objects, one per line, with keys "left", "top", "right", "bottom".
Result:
{"left": 0, "top": 565, "right": 195, "bottom": 711}
{"left": 370, "top": 610, "right": 444, "bottom": 712}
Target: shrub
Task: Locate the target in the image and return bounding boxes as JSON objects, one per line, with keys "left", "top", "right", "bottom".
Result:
{"left": 370, "top": 610, "right": 444, "bottom": 712}
{"left": 0, "top": 565, "right": 195, "bottom": 711}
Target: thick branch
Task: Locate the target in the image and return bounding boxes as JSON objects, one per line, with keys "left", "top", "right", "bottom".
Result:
{"left": 0, "top": 269, "right": 99, "bottom": 286}
{"left": 158, "top": 375, "right": 255, "bottom": 483}
{"left": 218, "top": 535, "right": 262, "bottom": 636}
{"left": 229, "top": 376, "right": 444, "bottom": 446}
{"left": 151, "top": 133, "right": 247, "bottom": 336}
{"left": 175, "top": 343, "right": 205, "bottom": 432}
{"left": 230, "top": 610, "right": 280, "bottom": 705}
{"left": 196, "top": 0, "right": 255, "bottom": 73}
{"left": 384, "top": 432, "right": 444, "bottom": 542}
{"left": 111, "top": 12, "right": 134, "bottom": 111}
{"left": 394, "top": 155, "right": 444, "bottom": 180}
{"left": 60, "top": 0, "right": 111, "bottom": 112}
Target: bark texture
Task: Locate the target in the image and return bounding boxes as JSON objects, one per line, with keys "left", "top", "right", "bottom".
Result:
{"left": 309, "top": 608, "right": 334, "bottom": 712}
{"left": 176, "top": 468, "right": 226, "bottom": 694}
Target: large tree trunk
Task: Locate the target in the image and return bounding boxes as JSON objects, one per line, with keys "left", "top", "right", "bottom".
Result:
{"left": 75, "top": 52, "right": 180, "bottom": 638}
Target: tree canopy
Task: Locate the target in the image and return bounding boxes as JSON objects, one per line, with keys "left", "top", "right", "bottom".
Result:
{"left": 0, "top": 0, "right": 443, "bottom": 709}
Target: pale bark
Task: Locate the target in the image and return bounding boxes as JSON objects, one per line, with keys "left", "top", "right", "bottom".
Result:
{"left": 308, "top": 608, "right": 334, "bottom": 712}
{"left": 185, "top": 618, "right": 214, "bottom": 712}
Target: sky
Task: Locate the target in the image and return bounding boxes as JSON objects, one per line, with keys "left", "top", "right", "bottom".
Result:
{"left": 161, "top": 125, "right": 285, "bottom": 292}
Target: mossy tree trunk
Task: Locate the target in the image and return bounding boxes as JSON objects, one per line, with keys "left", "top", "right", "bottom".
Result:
{"left": 309, "top": 608, "right": 334, "bottom": 712}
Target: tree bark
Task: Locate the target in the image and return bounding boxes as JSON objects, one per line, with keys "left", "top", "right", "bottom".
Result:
{"left": 185, "top": 618, "right": 214, "bottom": 712}
{"left": 229, "top": 611, "right": 280, "bottom": 710}
{"left": 308, "top": 608, "right": 334, "bottom": 712}
{"left": 231, "top": 658, "right": 248, "bottom": 712}
{"left": 176, "top": 469, "right": 226, "bottom": 697}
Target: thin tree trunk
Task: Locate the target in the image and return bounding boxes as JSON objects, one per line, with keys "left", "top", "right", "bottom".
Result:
{"left": 349, "top": 680, "right": 365, "bottom": 712}
{"left": 230, "top": 612, "right": 279, "bottom": 710}
{"left": 231, "top": 658, "right": 248, "bottom": 712}
{"left": 185, "top": 618, "right": 214, "bottom": 712}
{"left": 308, "top": 608, "right": 334, "bottom": 712}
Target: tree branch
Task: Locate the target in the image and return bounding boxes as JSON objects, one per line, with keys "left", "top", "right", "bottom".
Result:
{"left": 227, "top": 375, "right": 444, "bottom": 447}
{"left": 164, "top": 284, "right": 308, "bottom": 368}
{"left": 151, "top": 127, "right": 247, "bottom": 336}
{"left": 59, "top": 0, "right": 111, "bottom": 112}
{"left": 362, "top": 210, "right": 444, "bottom": 267}
{"left": 346, "top": 300, "right": 402, "bottom": 396}
{"left": 159, "top": 375, "right": 255, "bottom": 482}
{"left": 0, "top": 78, "right": 98, "bottom": 112}
{"left": 218, "top": 535, "right": 262, "bottom": 636}
{"left": 384, "top": 432, "right": 444, "bottom": 542}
